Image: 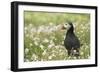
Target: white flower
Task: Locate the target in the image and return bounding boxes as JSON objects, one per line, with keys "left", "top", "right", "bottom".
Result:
{"left": 48, "top": 56, "right": 52, "bottom": 59}
{"left": 40, "top": 44, "right": 44, "bottom": 50}
{"left": 63, "top": 36, "right": 66, "bottom": 39}
{"left": 29, "top": 24, "right": 32, "bottom": 27}
{"left": 42, "top": 50, "right": 46, "bottom": 55}
{"left": 80, "top": 30, "right": 83, "bottom": 33}
{"left": 59, "top": 49, "right": 62, "bottom": 52}
{"left": 43, "top": 39, "right": 49, "bottom": 43}
{"left": 25, "top": 48, "right": 29, "bottom": 54}
{"left": 31, "top": 28, "right": 36, "bottom": 33}
{"left": 49, "top": 22, "right": 53, "bottom": 25}
{"left": 30, "top": 43, "right": 33, "bottom": 46}
{"left": 55, "top": 46, "right": 60, "bottom": 49}
{"left": 34, "top": 41, "right": 38, "bottom": 46}
{"left": 33, "top": 37, "right": 40, "bottom": 41}
{"left": 59, "top": 52, "right": 64, "bottom": 55}
{"left": 26, "top": 34, "right": 29, "bottom": 37}
{"left": 73, "top": 50, "right": 77, "bottom": 53}
{"left": 25, "top": 59, "right": 29, "bottom": 62}
{"left": 55, "top": 45, "right": 63, "bottom": 49}
{"left": 31, "top": 53, "right": 38, "bottom": 60}
{"left": 73, "top": 57, "right": 77, "bottom": 59}
{"left": 25, "top": 27, "right": 27, "bottom": 31}
{"left": 48, "top": 44, "right": 54, "bottom": 48}
{"left": 50, "top": 40, "right": 53, "bottom": 44}
{"left": 37, "top": 26, "right": 44, "bottom": 33}
{"left": 80, "top": 52, "right": 84, "bottom": 55}
{"left": 51, "top": 53, "right": 55, "bottom": 57}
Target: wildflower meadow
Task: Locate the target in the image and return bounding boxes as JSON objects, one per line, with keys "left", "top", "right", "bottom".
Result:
{"left": 24, "top": 11, "right": 90, "bottom": 62}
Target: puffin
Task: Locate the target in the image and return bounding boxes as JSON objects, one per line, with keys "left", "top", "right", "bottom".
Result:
{"left": 62, "top": 22, "right": 80, "bottom": 57}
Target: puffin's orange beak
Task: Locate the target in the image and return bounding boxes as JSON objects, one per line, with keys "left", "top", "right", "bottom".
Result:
{"left": 61, "top": 24, "right": 67, "bottom": 30}
{"left": 61, "top": 26, "right": 66, "bottom": 29}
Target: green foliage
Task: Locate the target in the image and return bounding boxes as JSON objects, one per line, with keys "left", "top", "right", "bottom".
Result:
{"left": 24, "top": 11, "right": 90, "bottom": 62}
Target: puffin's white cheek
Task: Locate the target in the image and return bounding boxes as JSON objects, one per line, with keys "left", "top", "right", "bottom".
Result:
{"left": 67, "top": 24, "right": 71, "bottom": 29}
{"left": 63, "top": 24, "right": 67, "bottom": 28}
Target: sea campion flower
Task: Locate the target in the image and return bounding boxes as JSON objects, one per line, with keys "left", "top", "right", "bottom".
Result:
{"left": 25, "top": 48, "right": 29, "bottom": 54}
{"left": 33, "top": 37, "right": 40, "bottom": 41}
{"left": 51, "top": 53, "right": 55, "bottom": 57}
{"left": 49, "top": 22, "right": 53, "bottom": 25}
{"left": 40, "top": 44, "right": 44, "bottom": 50}
{"left": 25, "top": 27, "right": 28, "bottom": 31}
{"left": 34, "top": 41, "right": 38, "bottom": 46}
{"left": 29, "top": 24, "right": 33, "bottom": 27}
{"left": 25, "top": 59, "right": 30, "bottom": 62}
{"left": 48, "top": 43, "right": 55, "bottom": 48}
{"left": 26, "top": 34, "right": 29, "bottom": 37}
{"left": 80, "top": 51, "right": 84, "bottom": 55}
{"left": 30, "top": 43, "right": 33, "bottom": 47}
{"left": 48, "top": 56, "right": 52, "bottom": 59}
{"left": 43, "top": 39, "right": 49, "bottom": 43}
{"left": 55, "top": 45, "right": 60, "bottom": 49}
{"left": 31, "top": 53, "right": 38, "bottom": 61}
{"left": 50, "top": 40, "right": 54, "bottom": 44}
{"left": 42, "top": 50, "right": 46, "bottom": 55}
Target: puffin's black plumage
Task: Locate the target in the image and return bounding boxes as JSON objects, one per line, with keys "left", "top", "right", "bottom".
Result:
{"left": 64, "top": 22, "right": 80, "bottom": 57}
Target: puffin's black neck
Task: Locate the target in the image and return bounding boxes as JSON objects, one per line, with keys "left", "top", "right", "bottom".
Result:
{"left": 67, "top": 23, "right": 74, "bottom": 34}
{"left": 67, "top": 26, "right": 74, "bottom": 33}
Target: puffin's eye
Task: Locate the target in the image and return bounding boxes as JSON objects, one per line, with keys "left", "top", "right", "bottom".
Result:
{"left": 63, "top": 24, "right": 67, "bottom": 28}
{"left": 67, "top": 24, "right": 71, "bottom": 29}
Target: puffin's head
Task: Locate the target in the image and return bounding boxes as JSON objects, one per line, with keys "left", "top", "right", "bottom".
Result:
{"left": 62, "top": 22, "right": 74, "bottom": 31}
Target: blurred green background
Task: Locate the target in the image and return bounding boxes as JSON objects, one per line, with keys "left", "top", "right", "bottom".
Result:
{"left": 24, "top": 11, "right": 90, "bottom": 62}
